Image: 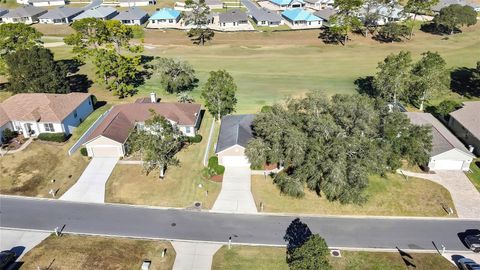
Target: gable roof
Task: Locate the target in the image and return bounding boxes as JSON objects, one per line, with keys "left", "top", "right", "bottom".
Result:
{"left": 215, "top": 114, "right": 255, "bottom": 153}
{"left": 405, "top": 112, "right": 474, "bottom": 157}
{"left": 149, "top": 8, "right": 181, "bottom": 20}
{"left": 0, "top": 9, "right": 8, "bottom": 17}
{"left": 73, "top": 6, "right": 117, "bottom": 20}
{"left": 313, "top": 8, "right": 337, "bottom": 21}
{"left": 39, "top": 6, "right": 83, "bottom": 20}
{"left": 0, "top": 93, "right": 92, "bottom": 124}
{"left": 114, "top": 7, "right": 149, "bottom": 20}
{"left": 270, "top": 0, "right": 304, "bottom": 6}
{"left": 2, "top": 6, "right": 46, "bottom": 18}
{"left": 86, "top": 102, "right": 201, "bottom": 144}
{"left": 449, "top": 101, "right": 480, "bottom": 140}
{"left": 282, "top": 8, "right": 321, "bottom": 21}
{"left": 218, "top": 9, "right": 248, "bottom": 23}
{"left": 242, "top": 0, "right": 282, "bottom": 22}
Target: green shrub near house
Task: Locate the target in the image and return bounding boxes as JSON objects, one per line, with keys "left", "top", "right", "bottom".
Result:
{"left": 208, "top": 156, "right": 225, "bottom": 175}
{"left": 37, "top": 133, "right": 67, "bottom": 143}
{"left": 187, "top": 134, "right": 202, "bottom": 143}
{"left": 80, "top": 147, "right": 88, "bottom": 156}
{"left": 2, "top": 128, "right": 17, "bottom": 143}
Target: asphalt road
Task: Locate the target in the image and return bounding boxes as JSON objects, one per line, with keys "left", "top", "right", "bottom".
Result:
{"left": 1, "top": 196, "right": 479, "bottom": 251}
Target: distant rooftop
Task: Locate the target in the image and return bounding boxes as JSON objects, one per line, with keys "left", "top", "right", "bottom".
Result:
{"left": 218, "top": 9, "right": 248, "bottom": 23}
{"left": 73, "top": 6, "right": 117, "bottom": 20}
{"left": 282, "top": 8, "right": 321, "bottom": 21}
{"left": 114, "top": 7, "right": 148, "bottom": 20}
{"left": 1, "top": 5, "right": 46, "bottom": 18}
{"left": 216, "top": 114, "right": 255, "bottom": 153}
{"left": 449, "top": 101, "right": 480, "bottom": 140}
{"left": 39, "top": 6, "right": 83, "bottom": 20}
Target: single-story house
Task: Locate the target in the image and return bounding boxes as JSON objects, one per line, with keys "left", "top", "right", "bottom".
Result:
{"left": 147, "top": 8, "right": 182, "bottom": 28}
{"left": 432, "top": 0, "right": 480, "bottom": 12}
{"left": 0, "top": 9, "right": 8, "bottom": 23}
{"left": 27, "top": 0, "right": 65, "bottom": 7}
{"left": 1, "top": 6, "right": 47, "bottom": 24}
{"left": 282, "top": 8, "right": 322, "bottom": 28}
{"left": 405, "top": 112, "right": 474, "bottom": 171}
{"left": 72, "top": 6, "right": 118, "bottom": 21}
{"left": 304, "top": 0, "right": 333, "bottom": 10}
{"left": 448, "top": 101, "right": 480, "bottom": 156}
{"left": 269, "top": 0, "right": 305, "bottom": 10}
{"left": 215, "top": 114, "right": 255, "bottom": 167}
{"left": 242, "top": 0, "right": 283, "bottom": 27}
{"left": 0, "top": 93, "right": 94, "bottom": 141}
{"left": 39, "top": 7, "right": 83, "bottom": 24}
{"left": 218, "top": 9, "right": 248, "bottom": 27}
{"left": 175, "top": 0, "right": 223, "bottom": 10}
{"left": 83, "top": 96, "right": 202, "bottom": 158}
{"left": 119, "top": 0, "right": 156, "bottom": 7}
{"left": 114, "top": 7, "right": 149, "bottom": 25}
{"left": 313, "top": 7, "right": 337, "bottom": 26}
{"left": 359, "top": 4, "right": 404, "bottom": 26}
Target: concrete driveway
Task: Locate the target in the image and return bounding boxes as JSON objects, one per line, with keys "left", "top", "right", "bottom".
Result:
{"left": 0, "top": 229, "right": 50, "bottom": 266}
{"left": 399, "top": 170, "right": 480, "bottom": 218}
{"left": 60, "top": 157, "right": 118, "bottom": 203}
{"left": 171, "top": 241, "right": 221, "bottom": 270}
{"left": 211, "top": 166, "right": 257, "bottom": 213}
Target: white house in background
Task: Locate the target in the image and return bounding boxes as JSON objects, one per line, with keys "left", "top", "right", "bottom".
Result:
{"left": 147, "top": 8, "right": 182, "bottom": 28}
{"left": 359, "top": 4, "right": 404, "bottom": 26}
{"left": 83, "top": 95, "right": 201, "bottom": 158}
{"left": 218, "top": 9, "right": 249, "bottom": 28}
{"left": 1, "top": 6, "right": 47, "bottom": 24}
{"left": 268, "top": 0, "right": 305, "bottom": 10}
{"left": 0, "top": 93, "right": 94, "bottom": 141}
{"left": 72, "top": 6, "right": 118, "bottom": 21}
{"left": 118, "top": 0, "right": 156, "bottom": 7}
{"left": 304, "top": 0, "right": 334, "bottom": 10}
{"left": 28, "top": 0, "right": 65, "bottom": 7}
{"left": 39, "top": 7, "right": 83, "bottom": 24}
{"left": 405, "top": 112, "right": 474, "bottom": 171}
{"left": 0, "top": 9, "right": 8, "bottom": 23}
{"left": 215, "top": 114, "right": 255, "bottom": 167}
{"left": 282, "top": 8, "right": 322, "bottom": 29}
{"left": 114, "top": 7, "right": 149, "bottom": 25}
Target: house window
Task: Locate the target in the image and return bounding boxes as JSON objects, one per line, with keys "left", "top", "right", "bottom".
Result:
{"left": 169, "top": 19, "right": 173, "bottom": 23}
{"left": 74, "top": 109, "right": 78, "bottom": 118}
{"left": 44, "top": 123, "right": 55, "bottom": 132}
{"left": 185, "top": 126, "right": 191, "bottom": 133}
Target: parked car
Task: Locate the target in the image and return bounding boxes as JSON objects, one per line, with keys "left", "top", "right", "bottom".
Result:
{"left": 458, "top": 258, "right": 480, "bottom": 270}
{"left": 0, "top": 250, "right": 16, "bottom": 270}
{"left": 465, "top": 234, "right": 480, "bottom": 253}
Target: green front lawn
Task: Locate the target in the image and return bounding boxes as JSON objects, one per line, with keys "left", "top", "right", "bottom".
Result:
{"left": 466, "top": 159, "right": 480, "bottom": 191}
{"left": 212, "top": 246, "right": 456, "bottom": 270}
{"left": 105, "top": 113, "right": 221, "bottom": 208}
{"left": 252, "top": 173, "right": 456, "bottom": 217}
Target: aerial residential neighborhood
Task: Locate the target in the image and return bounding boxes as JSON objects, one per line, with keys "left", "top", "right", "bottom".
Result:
{"left": 0, "top": 0, "right": 479, "bottom": 267}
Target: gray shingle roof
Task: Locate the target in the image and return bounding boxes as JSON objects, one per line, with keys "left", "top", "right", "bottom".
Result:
{"left": 242, "top": 0, "right": 282, "bottom": 22}
{"left": 449, "top": 101, "right": 480, "bottom": 140}
{"left": 216, "top": 114, "right": 255, "bottom": 153}
{"left": 313, "top": 7, "right": 337, "bottom": 21}
{"left": 405, "top": 112, "right": 473, "bottom": 157}
{"left": 73, "top": 6, "right": 117, "bottom": 20}
{"left": 0, "top": 9, "right": 8, "bottom": 17}
{"left": 218, "top": 9, "right": 248, "bottom": 23}
{"left": 2, "top": 6, "right": 46, "bottom": 18}
{"left": 114, "top": 7, "right": 148, "bottom": 20}
{"left": 39, "top": 7, "right": 83, "bottom": 20}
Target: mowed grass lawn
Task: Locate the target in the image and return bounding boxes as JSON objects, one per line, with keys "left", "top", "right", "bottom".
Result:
{"left": 21, "top": 234, "right": 175, "bottom": 270}
{"left": 37, "top": 24, "right": 480, "bottom": 113}
{"left": 0, "top": 106, "right": 108, "bottom": 197}
{"left": 212, "top": 246, "right": 456, "bottom": 270}
{"left": 105, "top": 113, "right": 221, "bottom": 209}
{"left": 252, "top": 173, "right": 456, "bottom": 217}
{"left": 466, "top": 159, "right": 480, "bottom": 191}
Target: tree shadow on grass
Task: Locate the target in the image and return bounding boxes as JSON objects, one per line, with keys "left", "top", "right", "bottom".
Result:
{"left": 57, "top": 59, "right": 83, "bottom": 74}
{"left": 354, "top": 76, "right": 378, "bottom": 97}
{"left": 68, "top": 74, "right": 92, "bottom": 93}
{"left": 450, "top": 67, "right": 480, "bottom": 98}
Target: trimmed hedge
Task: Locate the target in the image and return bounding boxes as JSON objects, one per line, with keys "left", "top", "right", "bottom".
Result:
{"left": 208, "top": 156, "right": 225, "bottom": 175}
{"left": 37, "top": 132, "right": 67, "bottom": 143}
{"left": 80, "top": 147, "right": 88, "bottom": 156}
{"left": 187, "top": 134, "right": 202, "bottom": 143}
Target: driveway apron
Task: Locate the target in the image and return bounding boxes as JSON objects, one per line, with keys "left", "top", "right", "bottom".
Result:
{"left": 212, "top": 166, "right": 257, "bottom": 213}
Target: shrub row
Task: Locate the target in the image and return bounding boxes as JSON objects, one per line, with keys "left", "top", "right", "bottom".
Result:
{"left": 186, "top": 134, "right": 202, "bottom": 143}
{"left": 208, "top": 156, "right": 225, "bottom": 175}
{"left": 37, "top": 132, "right": 67, "bottom": 143}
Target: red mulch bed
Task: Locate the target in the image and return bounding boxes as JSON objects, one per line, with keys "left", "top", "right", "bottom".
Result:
{"left": 4, "top": 135, "right": 26, "bottom": 150}
{"left": 211, "top": 175, "right": 223, "bottom": 182}
{"left": 263, "top": 163, "right": 278, "bottom": 170}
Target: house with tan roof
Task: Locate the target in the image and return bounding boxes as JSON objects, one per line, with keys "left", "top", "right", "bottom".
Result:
{"left": 83, "top": 95, "right": 202, "bottom": 158}
{"left": 448, "top": 101, "right": 480, "bottom": 156}
{"left": 0, "top": 93, "right": 94, "bottom": 142}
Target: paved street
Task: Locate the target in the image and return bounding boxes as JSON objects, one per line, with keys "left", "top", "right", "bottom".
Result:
{"left": 1, "top": 196, "right": 479, "bottom": 252}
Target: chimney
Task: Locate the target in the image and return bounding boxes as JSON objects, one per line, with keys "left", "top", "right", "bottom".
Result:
{"left": 150, "top": 92, "right": 157, "bottom": 103}
{"left": 468, "top": 145, "right": 475, "bottom": 153}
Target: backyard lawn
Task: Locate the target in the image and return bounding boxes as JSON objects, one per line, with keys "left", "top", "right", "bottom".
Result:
{"left": 466, "top": 159, "right": 480, "bottom": 192}
{"left": 20, "top": 234, "right": 175, "bottom": 270}
{"left": 105, "top": 113, "right": 221, "bottom": 209}
{"left": 212, "top": 246, "right": 456, "bottom": 270}
{"left": 251, "top": 173, "right": 456, "bottom": 217}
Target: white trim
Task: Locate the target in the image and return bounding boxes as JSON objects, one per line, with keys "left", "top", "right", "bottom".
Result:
{"left": 215, "top": 144, "right": 245, "bottom": 155}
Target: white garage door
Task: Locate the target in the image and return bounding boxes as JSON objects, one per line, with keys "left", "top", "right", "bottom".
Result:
{"left": 91, "top": 146, "right": 122, "bottom": 158}
{"left": 430, "top": 160, "right": 464, "bottom": 171}
{"left": 221, "top": 156, "right": 250, "bottom": 167}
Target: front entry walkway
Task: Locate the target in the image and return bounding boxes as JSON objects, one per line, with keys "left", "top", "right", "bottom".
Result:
{"left": 211, "top": 166, "right": 257, "bottom": 214}
{"left": 399, "top": 170, "right": 480, "bottom": 218}
{"left": 60, "top": 157, "right": 118, "bottom": 203}
{"left": 171, "top": 241, "right": 222, "bottom": 270}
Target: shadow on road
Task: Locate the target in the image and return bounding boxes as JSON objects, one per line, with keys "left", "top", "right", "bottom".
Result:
{"left": 458, "top": 229, "right": 480, "bottom": 249}
{"left": 284, "top": 218, "right": 312, "bottom": 253}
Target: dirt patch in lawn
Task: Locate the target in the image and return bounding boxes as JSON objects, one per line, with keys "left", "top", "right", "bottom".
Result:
{"left": 20, "top": 234, "right": 175, "bottom": 270}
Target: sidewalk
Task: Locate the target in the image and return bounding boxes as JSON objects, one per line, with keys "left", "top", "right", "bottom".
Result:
{"left": 171, "top": 241, "right": 222, "bottom": 270}
{"left": 0, "top": 138, "right": 33, "bottom": 155}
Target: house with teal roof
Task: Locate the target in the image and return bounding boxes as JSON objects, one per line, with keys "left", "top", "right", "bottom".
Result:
{"left": 269, "top": 0, "right": 305, "bottom": 10}
{"left": 281, "top": 8, "right": 322, "bottom": 28}
{"left": 147, "top": 8, "right": 182, "bottom": 28}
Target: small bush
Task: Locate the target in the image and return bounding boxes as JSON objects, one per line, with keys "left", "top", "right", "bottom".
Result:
{"left": 208, "top": 156, "right": 225, "bottom": 175}
{"left": 261, "top": 105, "right": 272, "bottom": 113}
{"left": 80, "top": 147, "right": 88, "bottom": 156}
{"left": 2, "top": 128, "right": 17, "bottom": 143}
{"left": 37, "top": 133, "right": 67, "bottom": 143}
{"left": 187, "top": 134, "right": 202, "bottom": 143}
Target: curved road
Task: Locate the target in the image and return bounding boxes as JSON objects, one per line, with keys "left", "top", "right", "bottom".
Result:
{"left": 1, "top": 196, "right": 479, "bottom": 252}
